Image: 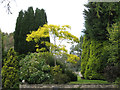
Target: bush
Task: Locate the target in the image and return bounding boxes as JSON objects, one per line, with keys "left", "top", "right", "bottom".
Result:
{"left": 42, "top": 52, "right": 55, "bottom": 66}
{"left": 50, "top": 65, "right": 62, "bottom": 75}
{"left": 20, "top": 52, "right": 77, "bottom": 84}
{"left": 53, "top": 73, "right": 70, "bottom": 84}
{"left": 64, "top": 69, "right": 77, "bottom": 81}
{"left": 2, "top": 48, "right": 19, "bottom": 88}
{"left": 42, "top": 52, "right": 67, "bottom": 69}
{"left": 104, "top": 65, "right": 120, "bottom": 83}
{"left": 114, "top": 77, "right": 120, "bottom": 85}
{"left": 19, "top": 52, "right": 51, "bottom": 84}
{"left": 49, "top": 65, "right": 71, "bottom": 84}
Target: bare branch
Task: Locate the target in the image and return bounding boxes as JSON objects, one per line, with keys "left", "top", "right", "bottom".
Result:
{"left": 0, "top": 0, "right": 15, "bottom": 14}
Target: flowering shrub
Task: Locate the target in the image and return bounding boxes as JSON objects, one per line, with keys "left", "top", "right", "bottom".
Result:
{"left": 20, "top": 52, "right": 77, "bottom": 84}
{"left": 19, "top": 53, "right": 51, "bottom": 84}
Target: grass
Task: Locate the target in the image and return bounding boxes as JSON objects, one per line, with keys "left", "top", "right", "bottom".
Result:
{"left": 69, "top": 76, "right": 111, "bottom": 85}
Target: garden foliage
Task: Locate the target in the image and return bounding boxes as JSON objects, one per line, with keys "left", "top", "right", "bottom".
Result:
{"left": 2, "top": 48, "right": 19, "bottom": 88}
{"left": 20, "top": 52, "right": 77, "bottom": 84}
{"left": 81, "top": 2, "right": 120, "bottom": 82}
{"left": 20, "top": 52, "right": 51, "bottom": 84}
{"left": 26, "top": 24, "right": 80, "bottom": 64}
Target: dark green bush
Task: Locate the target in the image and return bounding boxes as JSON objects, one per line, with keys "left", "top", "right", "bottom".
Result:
{"left": 49, "top": 65, "right": 71, "bottom": 84}
{"left": 64, "top": 69, "right": 77, "bottom": 81}
{"left": 42, "top": 52, "right": 66, "bottom": 69}
{"left": 104, "top": 65, "right": 120, "bottom": 83}
{"left": 53, "top": 73, "right": 70, "bottom": 84}
{"left": 42, "top": 52, "right": 55, "bottom": 66}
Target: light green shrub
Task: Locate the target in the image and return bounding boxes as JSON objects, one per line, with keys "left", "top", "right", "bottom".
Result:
{"left": 2, "top": 48, "right": 19, "bottom": 88}
{"left": 19, "top": 52, "right": 51, "bottom": 84}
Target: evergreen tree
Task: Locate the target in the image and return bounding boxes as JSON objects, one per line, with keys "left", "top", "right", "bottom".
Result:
{"left": 14, "top": 10, "right": 24, "bottom": 53}
{"left": 14, "top": 7, "right": 49, "bottom": 54}
{"left": 2, "top": 48, "right": 19, "bottom": 88}
{"left": 83, "top": 2, "right": 118, "bottom": 41}
{"left": 20, "top": 7, "right": 35, "bottom": 54}
{"left": 104, "top": 21, "right": 120, "bottom": 83}
{"left": 34, "top": 8, "right": 49, "bottom": 51}
{"left": 84, "top": 40, "right": 106, "bottom": 79}
{"left": 81, "top": 35, "right": 90, "bottom": 77}
{"left": 81, "top": 2, "right": 119, "bottom": 80}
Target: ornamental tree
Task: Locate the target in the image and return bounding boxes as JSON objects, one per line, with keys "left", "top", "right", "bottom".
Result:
{"left": 26, "top": 24, "right": 80, "bottom": 65}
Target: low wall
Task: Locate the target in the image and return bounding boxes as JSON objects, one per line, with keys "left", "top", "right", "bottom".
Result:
{"left": 20, "top": 84, "right": 118, "bottom": 89}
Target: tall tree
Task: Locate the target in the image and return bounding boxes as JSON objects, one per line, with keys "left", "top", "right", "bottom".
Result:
{"left": 81, "top": 35, "right": 90, "bottom": 77}
{"left": 14, "top": 7, "right": 49, "bottom": 54}
{"left": 83, "top": 2, "right": 118, "bottom": 41}
{"left": 26, "top": 24, "right": 80, "bottom": 65}
{"left": 14, "top": 10, "right": 24, "bottom": 53}
{"left": 104, "top": 21, "right": 120, "bottom": 83}
{"left": 81, "top": 2, "right": 119, "bottom": 80}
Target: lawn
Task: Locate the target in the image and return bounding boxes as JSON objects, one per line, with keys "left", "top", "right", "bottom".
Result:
{"left": 69, "top": 76, "right": 111, "bottom": 84}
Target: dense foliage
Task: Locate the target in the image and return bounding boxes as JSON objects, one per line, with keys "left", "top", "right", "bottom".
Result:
{"left": 0, "top": 31, "right": 14, "bottom": 62}
{"left": 81, "top": 35, "right": 90, "bottom": 77}
{"left": 20, "top": 52, "right": 77, "bottom": 84}
{"left": 81, "top": 2, "right": 120, "bottom": 83}
{"left": 2, "top": 48, "right": 19, "bottom": 88}
{"left": 20, "top": 52, "right": 51, "bottom": 84}
{"left": 26, "top": 24, "right": 80, "bottom": 64}
{"left": 14, "top": 7, "right": 49, "bottom": 54}
{"left": 69, "top": 35, "right": 83, "bottom": 71}
{"left": 104, "top": 21, "right": 120, "bottom": 83}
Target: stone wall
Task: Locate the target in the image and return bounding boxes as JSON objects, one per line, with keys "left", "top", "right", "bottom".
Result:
{"left": 20, "top": 84, "right": 118, "bottom": 89}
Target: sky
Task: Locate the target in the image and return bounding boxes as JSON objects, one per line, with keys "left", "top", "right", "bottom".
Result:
{"left": 0, "top": 0, "right": 88, "bottom": 52}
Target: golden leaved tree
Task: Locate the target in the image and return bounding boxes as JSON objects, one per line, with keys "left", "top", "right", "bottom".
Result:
{"left": 26, "top": 24, "right": 80, "bottom": 65}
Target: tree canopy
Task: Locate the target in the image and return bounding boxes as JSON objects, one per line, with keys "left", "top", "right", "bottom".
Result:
{"left": 14, "top": 7, "right": 49, "bottom": 54}
{"left": 26, "top": 24, "right": 80, "bottom": 65}
{"left": 81, "top": 2, "right": 120, "bottom": 81}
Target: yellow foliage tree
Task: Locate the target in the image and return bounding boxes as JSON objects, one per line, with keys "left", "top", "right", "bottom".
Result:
{"left": 26, "top": 24, "right": 80, "bottom": 65}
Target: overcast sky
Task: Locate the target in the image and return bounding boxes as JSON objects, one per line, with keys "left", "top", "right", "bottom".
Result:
{"left": 0, "top": 0, "right": 88, "bottom": 52}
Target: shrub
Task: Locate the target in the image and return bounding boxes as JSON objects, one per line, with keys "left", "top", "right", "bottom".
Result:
{"left": 19, "top": 52, "right": 51, "bottom": 84}
{"left": 50, "top": 65, "right": 62, "bottom": 76}
{"left": 2, "top": 48, "right": 19, "bottom": 88}
{"left": 42, "top": 52, "right": 66, "bottom": 69}
{"left": 49, "top": 65, "right": 71, "bottom": 84}
{"left": 20, "top": 52, "right": 76, "bottom": 84}
{"left": 42, "top": 52, "right": 55, "bottom": 66}
{"left": 104, "top": 65, "right": 120, "bottom": 83}
{"left": 53, "top": 73, "right": 70, "bottom": 84}
{"left": 64, "top": 69, "right": 77, "bottom": 81}
{"left": 114, "top": 77, "right": 120, "bottom": 85}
